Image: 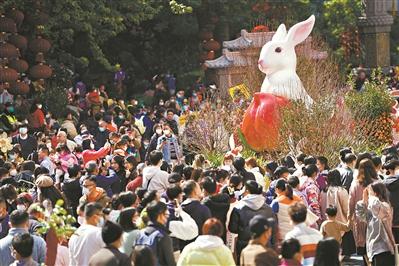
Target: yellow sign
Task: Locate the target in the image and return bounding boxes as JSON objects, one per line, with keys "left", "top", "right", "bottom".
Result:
{"left": 229, "top": 84, "right": 251, "bottom": 100}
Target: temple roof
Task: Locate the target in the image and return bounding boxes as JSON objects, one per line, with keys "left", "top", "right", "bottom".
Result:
{"left": 223, "top": 30, "right": 253, "bottom": 50}
{"left": 205, "top": 49, "right": 249, "bottom": 68}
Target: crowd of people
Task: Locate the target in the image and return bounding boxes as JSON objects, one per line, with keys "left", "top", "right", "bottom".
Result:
{"left": 0, "top": 75, "right": 398, "bottom": 266}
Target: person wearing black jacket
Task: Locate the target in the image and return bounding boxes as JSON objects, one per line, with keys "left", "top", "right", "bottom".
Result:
{"left": 145, "top": 124, "right": 164, "bottom": 162}
{"left": 201, "top": 177, "right": 230, "bottom": 242}
{"left": 233, "top": 157, "right": 255, "bottom": 183}
{"left": 383, "top": 159, "right": 399, "bottom": 243}
{"left": 136, "top": 201, "right": 176, "bottom": 266}
{"left": 181, "top": 181, "right": 211, "bottom": 236}
{"left": 62, "top": 164, "right": 82, "bottom": 218}
{"left": 228, "top": 180, "right": 277, "bottom": 262}
{"left": 11, "top": 126, "right": 37, "bottom": 160}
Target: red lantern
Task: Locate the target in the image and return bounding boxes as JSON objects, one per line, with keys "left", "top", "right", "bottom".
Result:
{"left": 0, "top": 15, "right": 17, "bottom": 33}
{"left": 198, "top": 31, "right": 213, "bottom": 41}
{"left": 8, "top": 34, "right": 28, "bottom": 51}
{"left": 29, "top": 36, "right": 51, "bottom": 54}
{"left": 0, "top": 66, "right": 18, "bottom": 83}
{"left": 6, "top": 8, "right": 24, "bottom": 27}
{"left": 241, "top": 93, "right": 289, "bottom": 151}
{"left": 9, "top": 58, "right": 29, "bottom": 73}
{"left": 252, "top": 25, "right": 269, "bottom": 33}
{"left": 199, "top": 51, "right": 215, "bottom": 61}
{"left": 9, "top": 80, "right": 29, "bottom": 95}
{"left": 203, "top": 39, "right": 221, "bottom": 51}
{"left": 206, "top": 51, "right": 215, "bottom": 60}
{"left": 0, "top": 42, "right": 18, "bottom": 58}
{"left": 29, "top": 63, "right": 52, "bottom": 79}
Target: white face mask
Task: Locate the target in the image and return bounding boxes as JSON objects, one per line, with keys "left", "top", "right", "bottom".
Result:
{"left": 82, "top": 187, "right": 90, "bottom": 195}
{"left": 77, "top": 216, "right": 84, "bottom": 225}
{"left": 164, "top": 129, "right": 171, "bottom": 135}
{"left": 156, "top": 129, "right": 163, "bottom": 135}
{"left": 19, "top": 127, "right": 28, "bottom": 135}
{"left": 10, "top": 169, "right": 17, "bottom": 176}
{"left": 90, "top": 142, "right": 95, "bottom": 150}
{"left": 97, "top": 217, "right": 105, "bottom": 227}
{"left": 37, "top": 104, "right": 42, "bottom": 109}
{"left": 16, "top": 204, "right": 26, "bottom": 211}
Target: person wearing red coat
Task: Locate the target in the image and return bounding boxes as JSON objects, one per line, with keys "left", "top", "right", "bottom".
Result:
{"left": 28, "top": 102, "right": 45, "bottom": 132}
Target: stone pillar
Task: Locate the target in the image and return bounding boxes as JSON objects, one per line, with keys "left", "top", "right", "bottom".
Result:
{"left": 358, "top": 0, "right": 394, "bottom": 68}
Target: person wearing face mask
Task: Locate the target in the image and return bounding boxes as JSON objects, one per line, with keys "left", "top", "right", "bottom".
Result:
{"left": 81, "top": 138, "right": 111, "bottom": 165}
{"left": 68, "top": 203, "right": 106, "bottom": 266}
{"left": 93, "top": 121, "right": 110, "bottom": 151}
{"left": 0, "top": 103, "right": 17, "bottom": 132}
{"left": 145, "top": 124, "right": 163, "bottom": 162}
{"left": 88, "top": 221, "right": 130, "bottom": 266}
{"left": 118, "top": 207, "right": 140, "bottom": 257}
{"left": 0, "top": 210, "right": 47, "bottom": 266}
{"left": 136, "top": 201, "right": 176, "bottom": 266}
{"left": 79, "top": 176, "right": 110, "bottom": 208}
{"left": 12, "top": 125, "right": 38, "bottom": 160}
{"left": 157, "top": 124, "right": 182, "bottom": 166}
{"left": 28, "top": 101, "right": 45, "bottom": 133}
{"left": 228, "top": 180, "right": 277, "bottom": 262}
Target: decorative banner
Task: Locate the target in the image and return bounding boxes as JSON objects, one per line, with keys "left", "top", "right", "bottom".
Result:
{"left": 229, "top": 84, "right": 251, "bottom": 100}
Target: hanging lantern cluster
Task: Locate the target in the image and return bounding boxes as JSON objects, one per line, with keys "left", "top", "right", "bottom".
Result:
{"left": 27, "top": 5, "right": 52, "bottom": 85}
{"left": 0, "top": 5, "right": 52, "bottom": 96}
{"left": 0, "top": 12, "right": 23, "bottom": 94}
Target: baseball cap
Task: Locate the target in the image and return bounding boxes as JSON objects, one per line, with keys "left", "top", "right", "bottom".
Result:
{"left": 249, "top": 215, "right": 275, "bottom": 238}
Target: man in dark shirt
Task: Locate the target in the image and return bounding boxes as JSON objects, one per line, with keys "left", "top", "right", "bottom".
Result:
{"left": 62, "top": 165, "right": 82, "bottom": 217}
{"left": 181, "top": 180, "right": 211, "bottom": 248}
{"left": 165, "top": 109, "right": 179, "bottom": 135}
{"left": 12, "top": 126, "right": 37, "bottom": 160}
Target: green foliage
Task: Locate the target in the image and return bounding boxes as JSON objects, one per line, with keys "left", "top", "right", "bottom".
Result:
{"left": 320, "top": 0, "right": 363, "bottom": 64}
{"left": 36, "top": 200, "right": 76, "bottom": 239}
{"left": 204, "top": 150, "right": 224, "bottom": 167}
{"left": 345, "top": 69, "right": 393, "bottom": 120}
{"left": 170, "top": 0, "right": 193, "bottom": 14}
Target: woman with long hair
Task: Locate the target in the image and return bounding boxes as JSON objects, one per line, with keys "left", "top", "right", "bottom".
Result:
{"left": 110, "top": 155, "right": 126, "bottom": 193}
{"left": 356, "top": 182, "right": 396, "bottom": 265}
{"left": 300, "top": 164, "right": 321, "bottom": 221}
{"left": 119, "top": 207, "right": 140, "bottom": 257}
{"left": 270, "top": 178, "right": 302, "bottom": 240}
{"left": 348, "top": 158, "right": 378, "bottom": 262}
{"left": 320, "top": 169, "right": 355, "bottom": 256}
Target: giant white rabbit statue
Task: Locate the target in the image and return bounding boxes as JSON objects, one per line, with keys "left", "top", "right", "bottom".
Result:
{"left": 258, "top": 15, "right": 315, "bottom": 106}
{"left": 240, "top": 15, "right": 316, "bottom": 151}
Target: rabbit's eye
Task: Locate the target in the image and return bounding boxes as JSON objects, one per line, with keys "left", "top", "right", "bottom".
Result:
{"left": 275, "top": 47, "right": 282, "bottom": 53}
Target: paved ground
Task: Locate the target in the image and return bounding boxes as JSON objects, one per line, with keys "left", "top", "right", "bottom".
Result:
{"left": 342, "top": 256, "right": 364, "bottom": 266}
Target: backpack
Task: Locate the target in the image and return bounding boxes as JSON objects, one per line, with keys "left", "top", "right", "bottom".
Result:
{"left": 135, "top": 229, "right": 164, "bottom": 265}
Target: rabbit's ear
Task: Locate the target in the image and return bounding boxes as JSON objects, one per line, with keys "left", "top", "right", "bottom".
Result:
{"left": 272, "top": 24, "right": 287, "bottom": 42}
{"left": 285, "top": 15, "right": 315, "bottom": 47}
